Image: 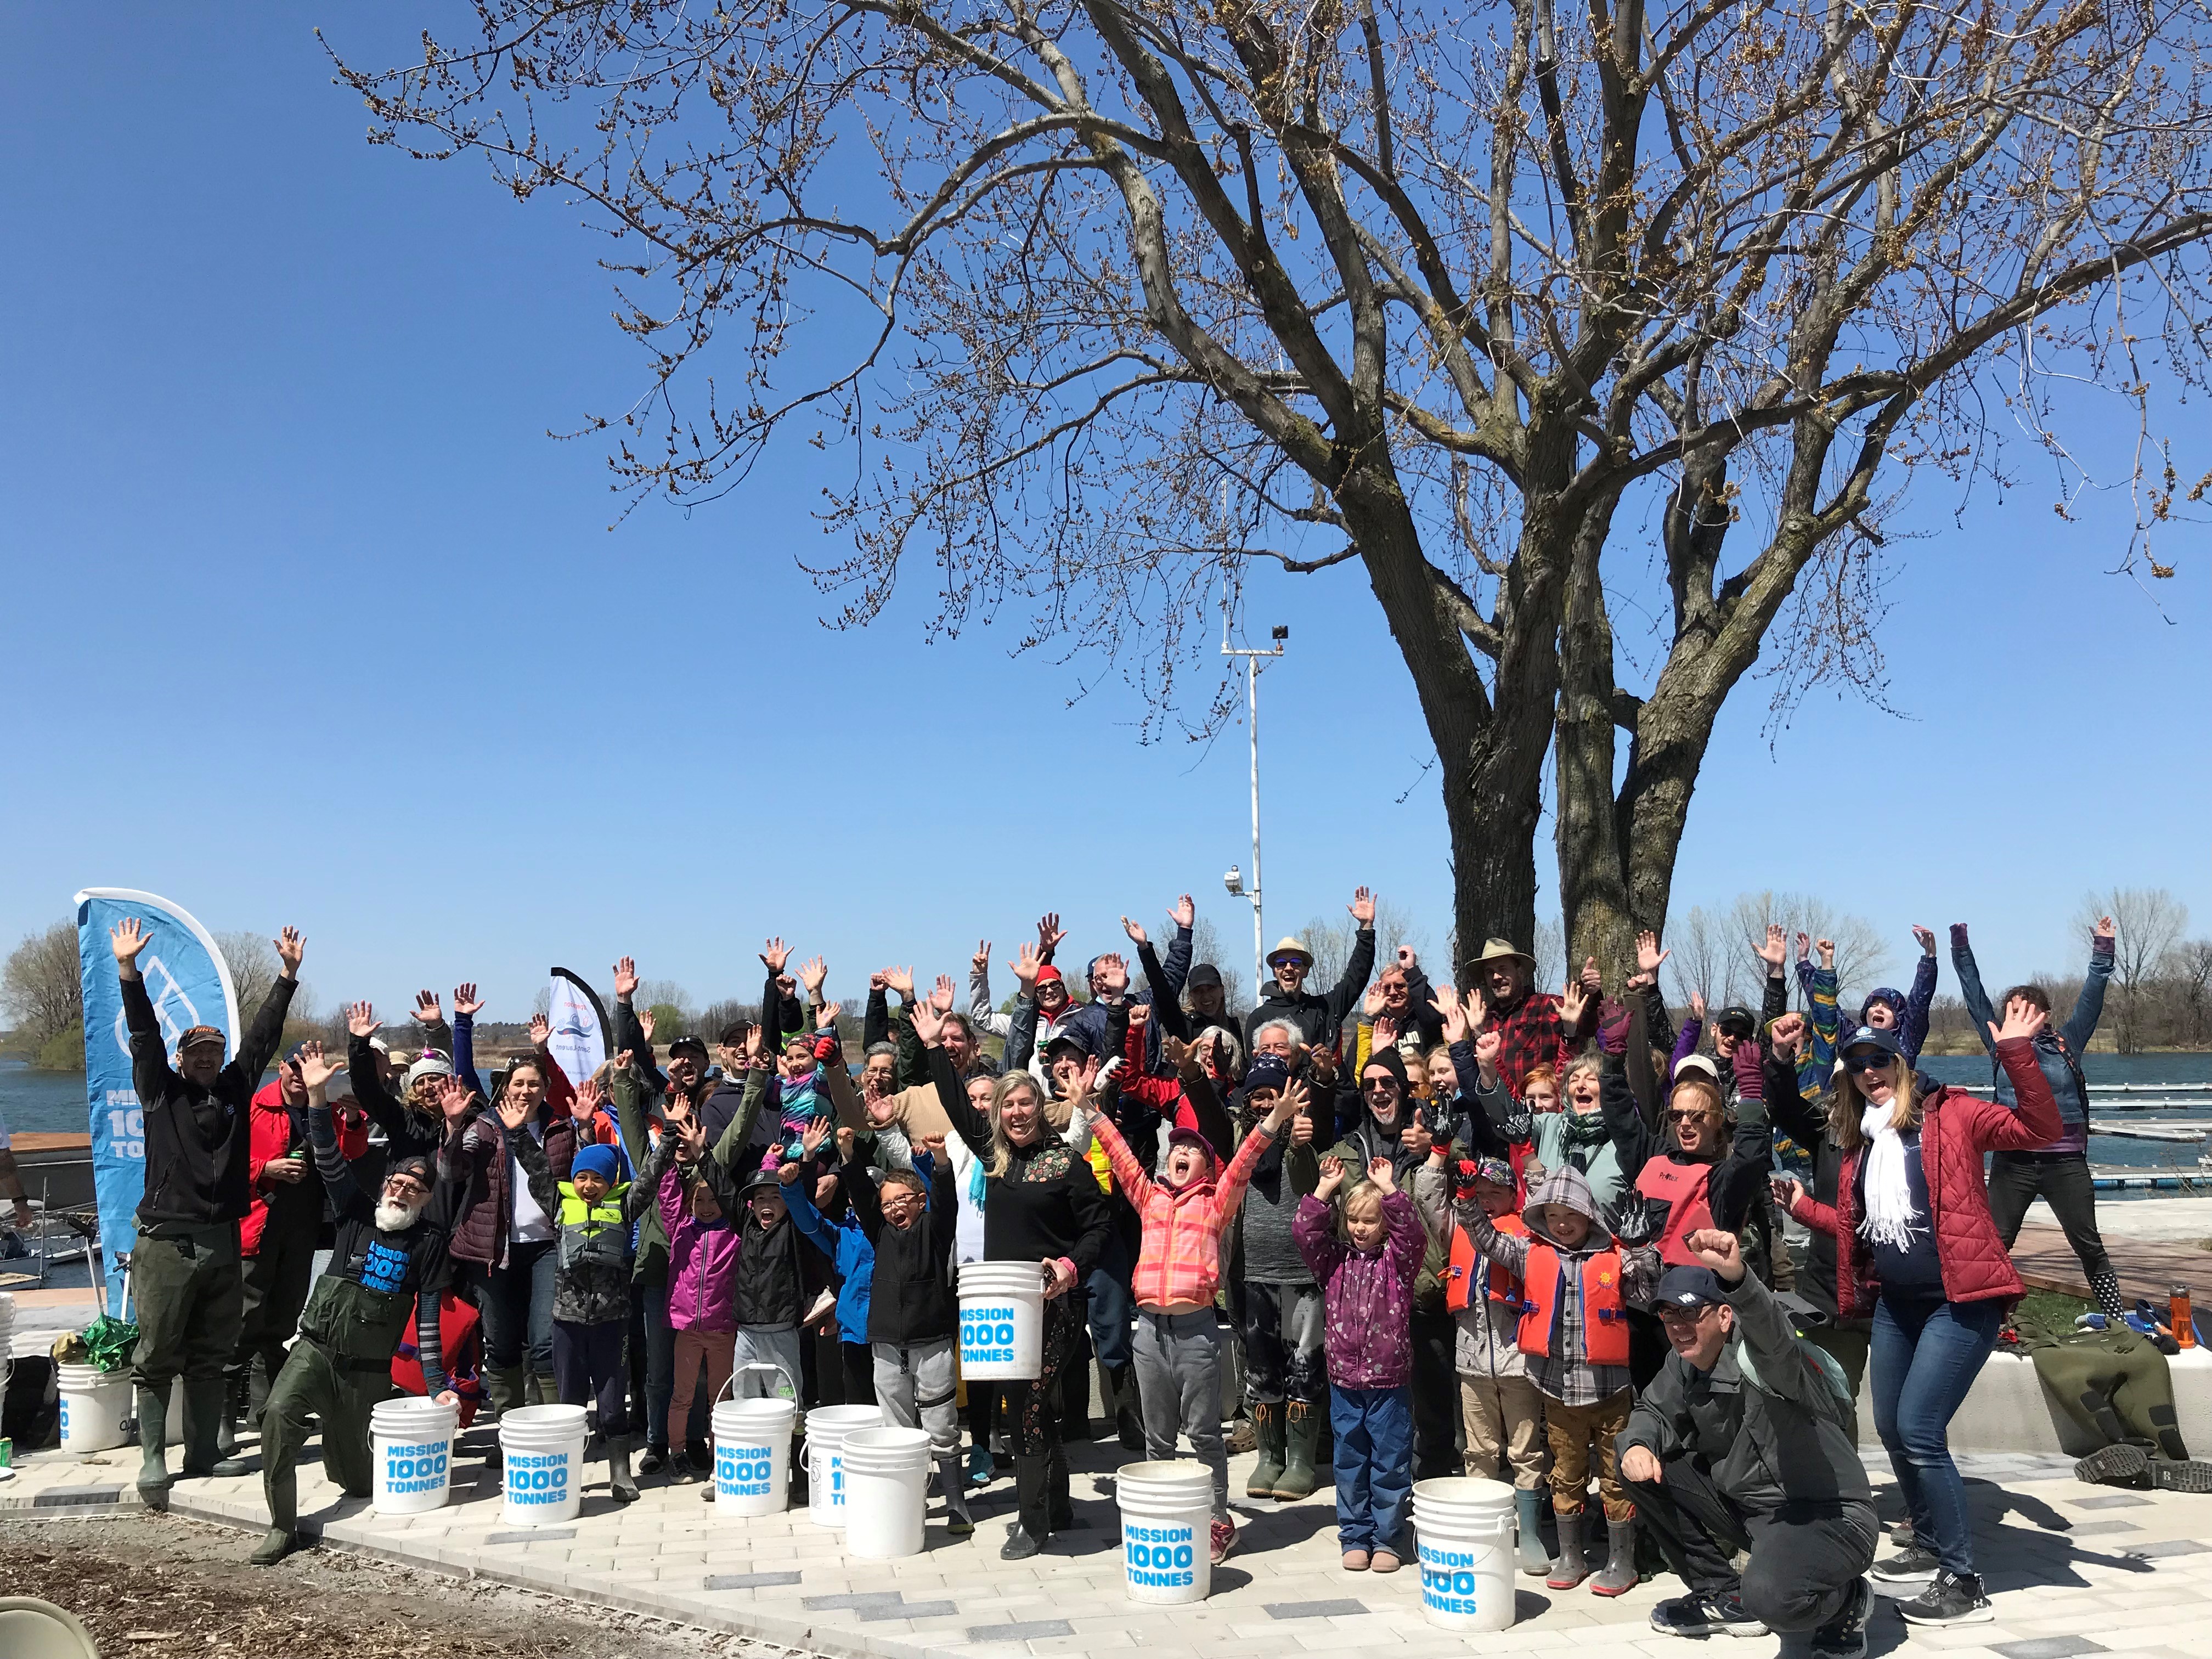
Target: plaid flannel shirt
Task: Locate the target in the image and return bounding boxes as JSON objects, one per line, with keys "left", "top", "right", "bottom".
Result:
{"left": 1492, "top": 991, "right": 1595, "bottom": 1098}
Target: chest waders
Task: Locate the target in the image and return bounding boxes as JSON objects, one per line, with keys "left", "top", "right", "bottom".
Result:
{"left": 255, "top": 1274, "right": 415, "bottom": 1565}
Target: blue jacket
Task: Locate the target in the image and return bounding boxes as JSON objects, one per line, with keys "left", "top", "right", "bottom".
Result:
{"left": 1853, "top": 953, "right": 1938, "bottom": 1065}
{"left": 1953, "top": 936, "right": 2111, "bottom": 1131}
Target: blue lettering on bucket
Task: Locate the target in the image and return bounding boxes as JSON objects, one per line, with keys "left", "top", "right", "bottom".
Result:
{"left": 718, "top": 1444, "right": 775, "bottom": 1496}
{"left": 1419, "top": 1546, "right": 1483, "bottom": 1612}
{"left": 960, "top": 1305, "right": 1023, "bottom": 1365}
{"left": 505, "top": 1451, "right": 572, "bottom": 1504}
{"left": 382, "top": 1441, "right": 450, "bottom": 1486}
{"left": 1124, "top": 1522, "right": 1197, "bottom": 1582}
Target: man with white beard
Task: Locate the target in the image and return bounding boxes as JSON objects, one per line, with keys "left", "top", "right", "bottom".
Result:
{"left": 253, "top": 1037, "right": 455, "bottom": 1565}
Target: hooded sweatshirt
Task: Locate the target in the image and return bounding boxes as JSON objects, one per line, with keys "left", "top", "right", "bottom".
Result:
{"left": 1458, "top": 1165, "right": 1658, "bottom": 1406}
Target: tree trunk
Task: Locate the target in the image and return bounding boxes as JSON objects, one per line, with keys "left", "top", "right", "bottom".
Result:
{"left": 1554, "top": 498, "right": 1633, "bottom": 978}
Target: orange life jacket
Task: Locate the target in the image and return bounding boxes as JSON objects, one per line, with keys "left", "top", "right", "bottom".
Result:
{"left": 1516, "top": 1242, "right": 1629, "bottom": 1365}
{"left": 1446, "top": 1211, "right": 1530, "bottom": 1314}
{"left": 1635, "top": 1155, "right": 1716, "bottom": 1266}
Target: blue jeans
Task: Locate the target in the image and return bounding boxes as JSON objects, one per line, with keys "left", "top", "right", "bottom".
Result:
{"left": 1087, "top": 1233, "right": 1135, "bottom": 1369}
{"left": 640, "top": 1288, "right": 682, "bottom": 1450}
{"left": 476, "top": 1239, "right": 558, "bottom": 1375}
{"left": 1330, "top": 1385, "right": 1413, "bottom": 1553}
{"left": 1870, "top": 1293, "right": 2004, "bottom": 1576}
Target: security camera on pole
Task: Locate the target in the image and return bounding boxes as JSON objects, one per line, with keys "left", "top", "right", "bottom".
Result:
{"left": 1222, "top": 618, "right": 1288, "bottom": 995}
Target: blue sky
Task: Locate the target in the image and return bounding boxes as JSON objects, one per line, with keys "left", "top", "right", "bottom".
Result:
{"left": 3, "top": 5, "right": 2203, "bottom": 1028}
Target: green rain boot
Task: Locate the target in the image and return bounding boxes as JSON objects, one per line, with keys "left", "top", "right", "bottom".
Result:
{"left": 1246, "top": 1401, "right": 1287, "bottom": 1499}
{"left": 527, "top": 1372, "right": 558, "bottom": 1408}
{"left": 1515, "top": 1488, "right": 1551, "bottom": 1575}
{"left": 1273, "top": 1399, "right": 1322, "bottom": 1500}
{"left": 188, "top": 1376, "right": 249, "bottom": 1478}
{"left": 133, "top": 1384, "right": 173, "bottom": 1510}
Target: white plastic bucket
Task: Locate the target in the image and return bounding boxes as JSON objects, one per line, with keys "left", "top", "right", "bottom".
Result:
{"left": 371, "top": 1396, "right": 458, "bottom": 1515}
{"left": 55, "top": 1364, "right": 129, "bottom": 1454}
{"left": 712, "top": 1396, "right": 797, "bottom": 1516}
{"left": 804, "top": 1403, "right": 884, "bottom": 1527}
{"left": 957, "top": 1261, "right": 1045, "bottom": 1380}
{"left": 840, "top": 1426, "right": 932, "bottom": 1560}
{"left": 499, "top": 1403, "right": 588, "bottom": 1525}
{"left": 1116, "top": 1459, "right": 1213, "bottom": 1605}
{"left": 1412, "top": 1476, "right": 1517, "bottom": 1632}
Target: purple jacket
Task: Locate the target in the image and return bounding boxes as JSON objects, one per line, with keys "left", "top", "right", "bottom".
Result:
{"left": 1294, "top": 1189, "right": 1424, "bottom": 1389}
{"left": 659, "top": 1160, "right": 741, "bottom": 1334}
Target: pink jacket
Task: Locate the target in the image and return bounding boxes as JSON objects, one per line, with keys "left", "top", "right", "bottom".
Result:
{"left": 658, "top": 1160, "right": 741, "bottom": 1333}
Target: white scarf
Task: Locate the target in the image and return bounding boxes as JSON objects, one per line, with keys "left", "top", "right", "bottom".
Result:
{"left": 1858, "top": 1102, "right": 1920, "bottom": 1250}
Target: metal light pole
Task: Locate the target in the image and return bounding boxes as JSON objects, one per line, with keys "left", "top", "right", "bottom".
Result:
{"left": 1222, "top": 620, "right": 1288, "bottom": 994}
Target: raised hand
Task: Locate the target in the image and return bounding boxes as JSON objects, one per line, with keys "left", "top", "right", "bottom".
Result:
{"left": 1315, "top": 1155, "right": 1347, "bottom": 1200}
{"left": 529, "top": 1012, "right": 552, "bottom": 1048}
{"left": 1560, "top": 974, "right": 1590, "bottom": 1028}
{"left": 1580, "top": 956, "right": 1602, "bottom": 995}
{"left": 675, "top": 1114, "right": 708, "bottom": 1164}
{"left": 1036, "top": 912, "right": 1066, "bottom": 954}
{"left": 1432, "top": 986, "right": 1468, "bottom": 1045}
{"left": 412, "top": 990, "right": 444, "bottom": 1028}
{"left": 1057, "top": 1054, "right": 1101, "bottom": 1103}
{"left": 1685, "top": 1227, "right": 1743, "bottom": 1280}
{"left": 864, "top": 1091, "right": 899, "bottom": 1128}
{"left": 1363, "top": 983, "right": 1388, "bottom": 1019}
{"left": 1170, "top": 894, "right": 1195, "bottom": 930}
{"left": 777, "top": 1157, "right": 806, "bottom": 1187}
{"left": 1267, "top": 1079, "right": 1311, "bottom": 1135}
{"left": 1464, "top": 985, "right": 1488, "bottom": 1030}
{"left": 1768, "top": 1011, "right": 1805, "bottom": 1061}
{"left": 800, "top": 956, "right": 828, "bottom": 999}
{"left": 1121, "top": 915, "right": 1149, "bottom": 947}
{"left": 800, "top": 1116, "right": 831, "bottom": 1159}
{"left": 869, "top": 969, "right": 889, "bottom": 993}
{"left": 346, "top": 1001, "right": 380, "bottom": 1039}
{"left": 296, "top": 1040, "right": 340, "bottom": 1093}
{"left": 109, "top": 917, "right": 152, "bottom": 967}
{"left": 495, "top": 1088, "right": 534, "bottom": 1133}
{"left": 1757, "top": 923, "right": 1787, "bottom": 971}
{"left": 275, "top": 926, "right": 304, "bottom": 976}
{"left": 1348, "top": 886, "right": 1376, "bottom": 926}
{"left": 930, "top": 974, "right": 955, "bottom": 1013}
{"left": 574, "top": 1076, "right": 604, "bottom": 1118}
{"left": 612, "top": 957, "right": 639, "bottom": 1000}
{"left": 1912, "top": 925, "right": 1936, "bottom": 957}
{"left": 883, "top": 964, "right": 915, "bottom": 999}
{"left": 637, "top": 1006, "right": 657, "bottom": 1042}
{"left": 452, "top": 983, "right": 484, "bottom": 1018}
{"left": 909, "top": 994, "right": 948, "bottom": 1048}
{"left": 1771, "top": 1175, "right": 1805, "bottom": 1212}
{"left": 971, "top": 939, "right": 992, "bottom": 974}
{"left": 1396, "top": 945, "right": 1420, "bottom": 974}
{"left": 760, "top": 938, "right": 791, "bottom": 974}
{"left": 1817, "top": 938, "right": 1836, "bottom": 969}
{"left": 1093, "top": 953, "right": 1129, "bottom": 997}
{"left": 436, "top": 1076, "right": 479, "bottom": 1125}
{"left": 1161, "top": 1034, "right": 1191, "bottom": 1073}
{"left": 1796, "top": 930, "right": 1812, "bottom": 963}
{"left": 1009, "top": 943, "right": 1040, "bottom": 991}
{"left": 1372, "top": 1014, "right": 1400, "bottom": 1051}
{"left": 1994, "top": 994, "right": 2049, "bottom": 1046}
{"left": 835, "top": 1125, "right": 856, "bottom": 1164}
{"left": 1635, "top": 930, "right": 1669, "bottom": 978}
{"left": 1367, "top": 1154, "right": 1397, "bottom": 1193}
{"left": 1689, "top": 989, "right": 1707, "bottom": 1022}
{"left": 1474, "top": 1025, "right": 1502, "bottom": 1073}
{"left": 2095, "top": 915, "right": 2117, "bottom": 949}
{"left": 1128, "top": 1000, "right": 1152, "bottom": 1029}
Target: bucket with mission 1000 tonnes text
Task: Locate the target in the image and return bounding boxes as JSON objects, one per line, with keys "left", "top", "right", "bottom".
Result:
{"left": 804, "top": 1404, "right": 884, "bottom": 1528}
{"left": 1412, "top": 1476, "right": 1517, "bottom": 1631}
{"left": 499, "top": 1404, "right": 588, "bottom": 1526}
{"left": 1115, "top": 1459, "right": 1214, "bottom": 1605}
{"left": 371, "top": 1395, "right": 458, "bottom": 1515}
{"left": 957, "top": 1261, "right": 1044, "bottom": 1380}
{"left": 55, "top": 1365, "right": 130, "bottom": 1454}
{"left": 712, "top": 1364, "right": 799, "bottom": 1516}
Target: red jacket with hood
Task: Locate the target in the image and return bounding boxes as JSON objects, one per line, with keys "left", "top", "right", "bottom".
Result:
{"left": 1788, "top": 1036, "right": 2060, "bottom": 1316}
{"left": 242, "top": 1081, "right": 368, "bottom": 1257}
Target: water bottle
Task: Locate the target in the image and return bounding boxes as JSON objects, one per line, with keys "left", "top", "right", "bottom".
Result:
{"left": 2172, "top": 1285, "right": 2196, "bottom": 1349}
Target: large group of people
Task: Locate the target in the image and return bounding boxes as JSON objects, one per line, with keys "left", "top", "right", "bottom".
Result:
{"left": 101, "top": 892, "right": 2132, "bottom": 1656}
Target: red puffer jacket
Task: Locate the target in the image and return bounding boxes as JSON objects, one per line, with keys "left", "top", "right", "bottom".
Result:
{"left": 1788, "top": 1036, "right": 2060, "bottom": 1316}
{"left": 242, "top": 1081, "right": 368, "bottom": 1257}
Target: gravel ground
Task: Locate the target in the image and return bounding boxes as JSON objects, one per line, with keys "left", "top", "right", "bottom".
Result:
{"left": 0, "top": 1510, "right": 794, "bottom": 1658}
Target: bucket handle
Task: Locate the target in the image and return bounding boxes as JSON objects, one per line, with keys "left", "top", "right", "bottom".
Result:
{"left": 715, "top": 1361, "right": 798, "bottom": 1408}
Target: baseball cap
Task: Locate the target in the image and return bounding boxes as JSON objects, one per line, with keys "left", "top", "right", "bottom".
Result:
{"left": 177, "top": 1025, "right": 226, "bottom": 1053}
{"left": 1164, "top": 1125, "right": 1218, "bottom": 1166}
{"left": 1186, "top": 963, "right": 1223, "bottom": 990}
{"left": 1672, "top": 1053, "right": 1721, "bottom": 1085}
{"left": 1839, "top": 1024, "right": 1903, "bottom": 1059}
{"left": 1654, "top": 1264, "right": 1731, "bottom": 1310}
{"left": 668, "top": 1034, "right": 710, "bottom": 1063}
{"left": 1714, "top": 1006, "right": 1756, "bottom": 1038}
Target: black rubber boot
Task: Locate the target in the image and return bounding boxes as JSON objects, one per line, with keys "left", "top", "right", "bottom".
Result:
{"left": 182, "top": 1376, "right": 232, "bottom": 1478}
{"left": 216, "top": 1370, "right": 244, "bottom": 1460}
{"left": 1108, "top": 1363, "right": 1143, "bottom": 1452}
{"left": 134, "top": 1384, "right": 173, "bottom": 1510}
{"left": 1545, "top": 1507, "right": 1591, "bottom": 1589}
{"left": 1046, "top": 1442, "right": 1084, "bottom": 1529}
{"left": 936, "top": 1453, "right": 975, "bottom": 1534}
{"left": 1002, "top": 1454, "right": 1049, "bottom": 1559}
{"left": 1589, "top": 1519, "right": 1640, "bottom": 1595}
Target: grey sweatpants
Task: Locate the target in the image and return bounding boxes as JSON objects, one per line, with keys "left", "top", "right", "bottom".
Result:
{"left": 1133, "top": 1308, "right": 1229, "bottom": 1520}
{"left": 873, "top": 1337, "right": 959, "bottom": 1455}
{"left": 730, "top": 1326, "right": 803, "bottom": 1400}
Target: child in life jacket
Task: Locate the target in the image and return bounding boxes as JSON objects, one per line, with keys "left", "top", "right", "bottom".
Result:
{"left": 512, "top": 1080, "right": 674, "bottom": 1505}
{"left": 1458, "top": 1163, "right": 1657, "bottom": 1598}
{"left": 1438, "top": 1153, "right": 1550, "bottom": 1573}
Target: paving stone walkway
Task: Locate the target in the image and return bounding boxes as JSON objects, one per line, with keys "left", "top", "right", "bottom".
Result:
{"left": 5, "top": 1424, "right": 2211, "bottom": 1659}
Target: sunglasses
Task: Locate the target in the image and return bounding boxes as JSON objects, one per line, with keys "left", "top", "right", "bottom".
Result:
{"left": 1362, "top": 1076, "right": 1400, "bottom": 1092}
{"left": 1665, "top": 1108, "right": 1709, "bottom": 1124}
{"left": 1843, "top": 1051, "right": 1895, "bottom": 1074}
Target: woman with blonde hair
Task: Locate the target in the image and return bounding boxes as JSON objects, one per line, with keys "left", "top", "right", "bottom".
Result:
{"left": 912, "top": 996, "right": 1111, "bottom": 1561}
{"left": 1777, "top": 998, "right": 2058, "bottom": 1628}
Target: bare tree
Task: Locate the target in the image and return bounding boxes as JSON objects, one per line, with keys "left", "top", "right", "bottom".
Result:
{"left": 2, "top": 921, "right": 82, "bottom": 1049}
{"left": 1723, "top": 891, "right": 1890, "bottom": 1012}
{"left": 215, "top": 931, "right": 280, "bottom": 1020}
{"left": 2166, "top": 939, "right": 2212, "bottom": 1049}
{"left": 336, "top": 0, "right": 2212, "bottom": 973}
{"left": 1531, "top": 916, "right": 1566, "bottom": 1000}
{"left": 2077, "top": 888, "right": 2189, "bottom": 1055}
{"left": 1663, "top": 905, "right": 1735, "bottom": 1014}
